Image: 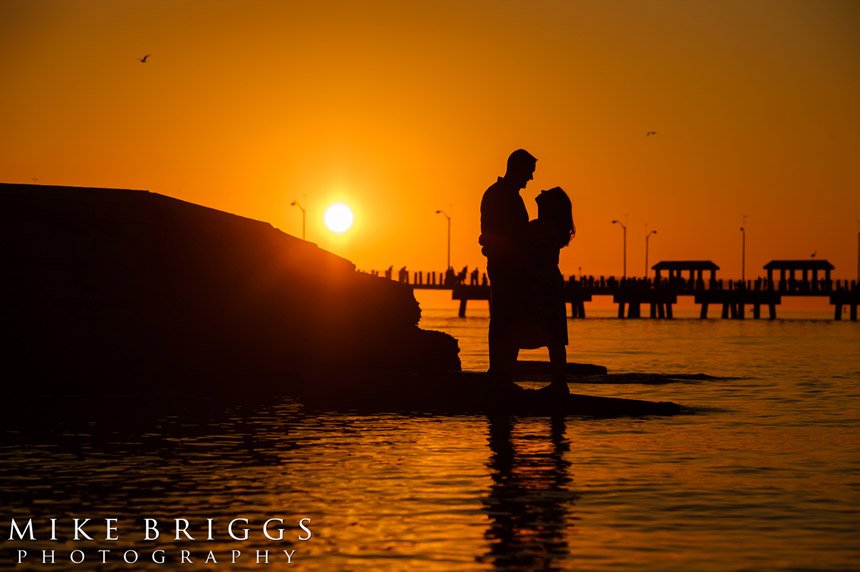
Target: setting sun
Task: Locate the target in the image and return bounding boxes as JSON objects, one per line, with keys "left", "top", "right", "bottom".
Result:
{"left": 324, "top": 203, "right": 354, "bottom": 233}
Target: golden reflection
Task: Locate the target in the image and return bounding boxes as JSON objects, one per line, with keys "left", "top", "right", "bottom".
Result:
{"left": 480, "top": 415, "right": 577, "bottom": 570}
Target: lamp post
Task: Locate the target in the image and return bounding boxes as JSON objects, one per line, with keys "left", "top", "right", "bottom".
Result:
{"left": 645, "top": 229, "right": 657, "bottom": 278}
{"left": 290, "top": 200, "right": 306, "bottom": 240}
{"left": 435, "top": 210, "right": 451, "bottom": 270}
{"left": 740, "top": 225, "right": 746, "bottom": 282}
{"left": 611, "top": 219, "right": 627, "bottom": 278}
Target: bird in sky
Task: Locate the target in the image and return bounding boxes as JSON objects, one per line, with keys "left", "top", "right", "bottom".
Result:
{"left": 646, "top": 131, "right": 657, "bottom": 136}
{"left": 139, "top": 54, "right": 150, "bottom": 63}
{"left": 810, "top": 251, "right": 817, "bottom": 258}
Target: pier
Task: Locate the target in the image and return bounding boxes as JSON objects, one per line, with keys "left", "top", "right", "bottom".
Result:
{"left": 366, "top": 260, "right": 860, "bottom": 320}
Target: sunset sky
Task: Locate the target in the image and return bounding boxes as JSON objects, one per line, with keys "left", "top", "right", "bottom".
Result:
{"left": 2, "top": 0, "right": 859, "bottom": 279}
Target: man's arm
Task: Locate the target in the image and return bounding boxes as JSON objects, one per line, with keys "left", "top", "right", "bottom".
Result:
{"left": 480, "top": 190, "right": 525, "bottom": 259}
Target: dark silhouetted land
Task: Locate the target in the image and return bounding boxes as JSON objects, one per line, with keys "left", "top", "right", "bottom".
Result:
{"left": 1, "top": 183, "right": 459, "bottom": 395}
{"left": 1, "top": 183, "right": 683, "bottom": 417}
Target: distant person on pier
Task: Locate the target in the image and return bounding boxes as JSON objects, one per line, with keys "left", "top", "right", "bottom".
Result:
{"left": 444, "top": 267, "right": 456, "bottom": 286}
{"left": 520, "top": 187, "right": 575, "bottom": 395}
{"left": 480, "top": 149, "right": 536, "bottom": 391}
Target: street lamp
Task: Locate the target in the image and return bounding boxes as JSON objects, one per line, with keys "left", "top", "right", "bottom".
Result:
{"left": 290, "top": 200, "right": 306, "bottom": 240}
{"left": 645, "top": 229, "right": 657, "bottom": 278}
{"left": 611, "top": 219, "right": 627, "bottom": 278}
{"left": 740, "top": 225, "right": 746, "bottom": 282}
{"left": 435, "top": 210, "right": 451, "bottom": 270}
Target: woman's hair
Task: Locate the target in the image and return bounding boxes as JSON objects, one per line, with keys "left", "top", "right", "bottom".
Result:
{"left": 536, "top": 187, "right": 575, "bottom": 247}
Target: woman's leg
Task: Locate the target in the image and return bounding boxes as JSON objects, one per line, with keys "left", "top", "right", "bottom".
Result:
{"left": 547, "top": 343, "right": 570, "bottom": 394}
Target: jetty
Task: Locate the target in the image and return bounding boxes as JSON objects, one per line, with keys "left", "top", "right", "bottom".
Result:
{"left": 373, "top": 260, "right": 859, "bottom": 320}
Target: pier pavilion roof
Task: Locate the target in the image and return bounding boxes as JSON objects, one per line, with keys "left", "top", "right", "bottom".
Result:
{"left": 763, "top": 260, "right": 835, "bottom": 271}
{"left": 652, "top": 260, "right": 719, "bottom": 271}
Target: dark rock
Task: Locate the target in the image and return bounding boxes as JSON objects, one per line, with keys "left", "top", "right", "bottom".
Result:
{"left": 514, "top": 360, "right": 608, "bottom": 378}
{"left": 576, "top": 372, "right": 728, "bottom": 384}
{"left": 513, "top": 362, "right": 727, "bottom": 384}
{"left": 1, "top": 184, "right": 460, "bottom": 393}
{"left": 302, "top": 371, "right": 686, "bottom": 417}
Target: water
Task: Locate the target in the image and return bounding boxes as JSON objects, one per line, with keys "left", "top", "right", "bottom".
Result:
{"left": 2, "top": 291, "right": 859, "bottom": 570}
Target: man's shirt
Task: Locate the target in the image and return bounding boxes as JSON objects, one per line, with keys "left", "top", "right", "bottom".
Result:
{"left": 479, "top": 177, "right": 529, "bottom": 264}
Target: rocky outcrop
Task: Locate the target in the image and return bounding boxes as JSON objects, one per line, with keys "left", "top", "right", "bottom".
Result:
{"left": 303, "top": 371, "right": 687, "bottom": 417}
{"left": 514, "top": 360, "right": 608, "bottom": 378}
{"left": 1, "top": 184, "right": 460, "bottom": 394}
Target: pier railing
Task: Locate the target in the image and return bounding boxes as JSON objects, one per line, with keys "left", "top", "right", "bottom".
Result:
{"left": 362, "top": 267, "right": 860, "bottom": 321}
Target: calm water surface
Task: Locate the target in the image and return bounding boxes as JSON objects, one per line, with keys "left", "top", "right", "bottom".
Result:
{"left": 2, "top": 292, "right": 859, "bottom": 571}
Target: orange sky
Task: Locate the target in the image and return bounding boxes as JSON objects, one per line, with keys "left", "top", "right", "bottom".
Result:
{"left": 2, "top": 0, "right": 859, "bottom": 279}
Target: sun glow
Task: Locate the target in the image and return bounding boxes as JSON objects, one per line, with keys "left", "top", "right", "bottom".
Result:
{"left": 324, "top": 203, "right": 354, "bottom": 233}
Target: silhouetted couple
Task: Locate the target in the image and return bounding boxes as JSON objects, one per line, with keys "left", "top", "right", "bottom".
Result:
{"left": 480, "top": 149, "right": 575, "bottom": 396}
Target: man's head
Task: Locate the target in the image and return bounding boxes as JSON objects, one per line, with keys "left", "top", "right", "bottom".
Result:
{"left": 504, "top": 149, "right": 537, "bottom": 190}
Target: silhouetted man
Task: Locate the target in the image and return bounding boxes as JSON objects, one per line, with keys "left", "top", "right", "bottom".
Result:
{"left": 480, "top": 149, "right": 536, "bottom": 390}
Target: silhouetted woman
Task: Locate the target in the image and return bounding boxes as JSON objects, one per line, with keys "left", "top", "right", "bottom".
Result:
{"left": 520, "top": 187, "right": 575, "bottom": 395}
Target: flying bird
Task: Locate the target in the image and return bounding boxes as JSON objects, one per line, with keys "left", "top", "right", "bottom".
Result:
{"left": 139, "top": 54, "right": 150, "bottom": 63}
{"left": 646, "top": 131, "right": 657, "bottom": 136}
{"left": 810, "top": 251, "right": 817, "bottom": 258}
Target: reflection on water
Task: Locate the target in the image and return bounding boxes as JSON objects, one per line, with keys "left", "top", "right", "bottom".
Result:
{"left": 2, "top": 400, "right": 582, "bottom": 571}
{"left": 482, "top": 415, "right": 576, "bottom": 570}
{"left": 2, "top": 308, "right": 860, "bottom": 570}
